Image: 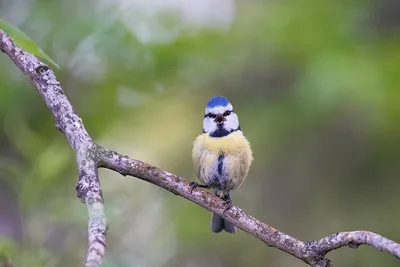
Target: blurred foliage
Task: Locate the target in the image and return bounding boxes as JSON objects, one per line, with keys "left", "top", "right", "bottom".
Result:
{"left": 0, "top": 0, "right": 400, "bottom": 266}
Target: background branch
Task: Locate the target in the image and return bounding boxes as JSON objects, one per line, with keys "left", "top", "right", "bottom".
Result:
{"left": 0, "top": 30, "right": 106, "bottom": 267}
{"left": 1, "top": 29, "right": 399, "bottom": 267}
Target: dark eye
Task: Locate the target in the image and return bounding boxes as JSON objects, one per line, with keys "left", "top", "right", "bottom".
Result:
{"left": 205, "top": 113, "right": 216, "bottom": 118}
{"left": 223, "top": 110, "right": 232, "bottom": 117}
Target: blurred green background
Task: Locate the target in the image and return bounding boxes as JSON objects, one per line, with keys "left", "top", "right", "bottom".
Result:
{"left": 1, "top": 0, "right": 400, "bottom": 266}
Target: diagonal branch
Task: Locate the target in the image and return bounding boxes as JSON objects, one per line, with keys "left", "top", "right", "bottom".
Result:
{"left": 0, "top": 29, "right": 399, "bottom": 267}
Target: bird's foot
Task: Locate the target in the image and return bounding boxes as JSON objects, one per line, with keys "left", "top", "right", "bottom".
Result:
{"left": 223, "top": 199, "right": 233, "bottom": 214}
{"left": 189, "top": 182, "right": 210, "bottom": 194}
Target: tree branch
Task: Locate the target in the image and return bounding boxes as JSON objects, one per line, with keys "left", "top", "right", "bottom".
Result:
{"left": 0, "top": 30, "right": 106, "bottom": 267}
{"left": 1, "top": 29, "right": 399, "bottom": 267}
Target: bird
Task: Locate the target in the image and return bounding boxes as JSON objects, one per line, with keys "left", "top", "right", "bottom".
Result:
{"left": 190, "top": 95, "right": 253, "bottom": 233}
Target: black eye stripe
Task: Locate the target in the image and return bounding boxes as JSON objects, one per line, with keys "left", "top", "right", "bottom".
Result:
{"left": 204, "top": 113, "right": 216, "bottom": 118}
{"left": 204, "top": 110, "right": 234, "bottom": 118}
{"left": 223, "top": 110, "right": 234, "bottom": 116}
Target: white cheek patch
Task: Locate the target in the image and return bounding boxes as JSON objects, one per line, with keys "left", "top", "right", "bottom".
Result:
{"left": 223, "top": 113, "right": 239, "bottom": 131}
{"left": 203, "top": 117, "right": 217, "bottom": 133}
{"left": 202, "top": 113, "right": 239, "bottom": 133}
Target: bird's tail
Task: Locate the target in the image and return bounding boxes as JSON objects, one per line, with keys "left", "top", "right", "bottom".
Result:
{"left": 211, "top": 190, "right": 236, "bottom": 233}
{"left": 211, "top": 213, "right": 236, "bottom": 233}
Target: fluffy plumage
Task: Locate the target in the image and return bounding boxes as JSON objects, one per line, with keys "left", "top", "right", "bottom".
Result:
{"left": 192, "top": 131, "right": 253, "bottom": 195}
{"left": 191, "top": 96, "right": 253, "bottom": 234}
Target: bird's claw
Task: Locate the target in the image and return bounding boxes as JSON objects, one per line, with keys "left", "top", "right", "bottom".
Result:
{"left": 189, "top": 182, "right": 210, "bottom": 194}
{"left": 189, "top": 182, "right": 196, "bottom": 193}
{"left": 189, "top": 182, "right": 201, "bottom": 194}
{"left": 223, "top": 200, "right": 233, "bottom": 214}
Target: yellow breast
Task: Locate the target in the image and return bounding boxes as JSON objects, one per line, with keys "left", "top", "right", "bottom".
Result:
{"left": 195, "top": 131, "right": 252, "bottom": 155}
{"left": 192, "top": 131, "right": 253, "bottom": 189}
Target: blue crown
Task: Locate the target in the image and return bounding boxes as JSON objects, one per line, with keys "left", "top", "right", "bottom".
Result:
{"left": 206, "top": 96, "right": 230, "bottom": 108}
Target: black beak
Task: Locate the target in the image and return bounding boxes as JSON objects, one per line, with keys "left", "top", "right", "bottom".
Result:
{"left": 215, "top": 115, "right": 225, "bottom": 125}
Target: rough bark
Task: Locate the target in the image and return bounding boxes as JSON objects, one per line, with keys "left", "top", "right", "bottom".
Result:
{"left": 1, "top": 29, "right": 399, "bottom": 267}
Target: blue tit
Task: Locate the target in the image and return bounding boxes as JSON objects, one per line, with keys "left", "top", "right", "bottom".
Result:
{"left": 190, "top": 96, "right": 253, "bottom": 234}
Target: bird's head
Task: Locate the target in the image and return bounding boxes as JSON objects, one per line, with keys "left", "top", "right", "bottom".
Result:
{"left": 202, "top": 96, "right": 240, "bottom": 137}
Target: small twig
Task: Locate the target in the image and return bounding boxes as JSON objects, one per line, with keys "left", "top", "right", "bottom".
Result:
{"left": 1, "top": 29, "right": 399, "bottom": 267}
